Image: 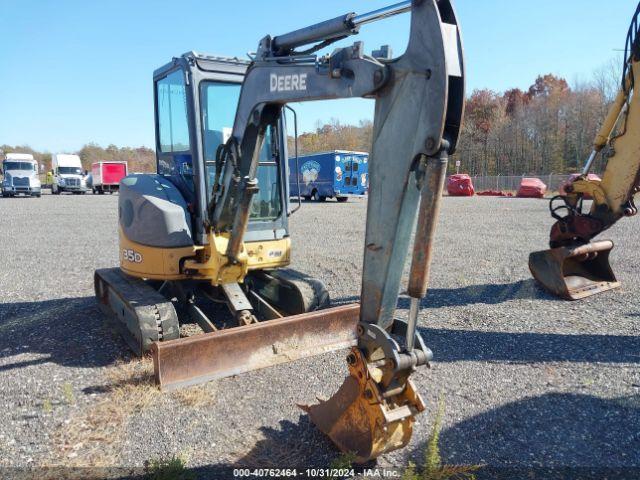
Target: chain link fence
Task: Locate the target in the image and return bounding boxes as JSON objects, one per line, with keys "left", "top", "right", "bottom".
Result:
{"left": 466, "top": 173, "right": 601, "bottom": 194}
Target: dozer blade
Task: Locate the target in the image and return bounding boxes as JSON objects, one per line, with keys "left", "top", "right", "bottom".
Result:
{"left": 152, "top": 303, "right": 359, "bottom": 390}
{"left": 529, "top": 240, "right": 620, "bottom": 300}
{"left": 301, "top": 348, "right": 425, "bottom": 463}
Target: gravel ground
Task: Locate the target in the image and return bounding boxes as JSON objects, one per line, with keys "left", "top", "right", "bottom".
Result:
{"left": 0, "top": 192, "right": 638, "bottom": 479}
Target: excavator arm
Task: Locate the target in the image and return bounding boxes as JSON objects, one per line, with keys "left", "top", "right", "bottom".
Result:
{"left": 530, "top": 1, "right": 640, "bottom": 299}
{"left": 205, "top": 0, "right": 465, "bottom": 461}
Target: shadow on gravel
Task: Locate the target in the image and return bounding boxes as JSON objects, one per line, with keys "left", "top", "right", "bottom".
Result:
{"left": 333, "top": 279, "right": 552, "bottom": 309}
{"left": 413, "top": 279, "right": 552, "bottom": 308}
{"left": 148, "top": 415, "right": 352, "bottom": 479}
{"left": 0, "top": 296, "right": 127, "bottom": 370}
{"left": 419, "top": 326, "right": 639, "bottom": 364}
{"left": 235, "top": 415, "right": 339, "bottom": 468}
{"left": 411, "top": 392, "right": 640, "bottom": 480}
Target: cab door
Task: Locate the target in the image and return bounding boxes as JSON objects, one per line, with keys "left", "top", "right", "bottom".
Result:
{"left": 154, "top": 67, "right": 196, "bottom": 204}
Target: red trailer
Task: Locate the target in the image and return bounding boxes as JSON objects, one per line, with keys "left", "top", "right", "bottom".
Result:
{"left": 91, "top": 161, "right": 128, "bottom": 194}
{"left": 447, "top": 174, "right": 475, "bottom": 196}
{"left": 517, "top": 177, "right": 547, "bottom": 198}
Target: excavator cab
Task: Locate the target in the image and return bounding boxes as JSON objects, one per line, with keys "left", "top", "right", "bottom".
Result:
{"left": 153, "top": 53, "right": 290, "bottom": 247}
{"left": 96, "top": 50, "right": 357, "bottom": 383}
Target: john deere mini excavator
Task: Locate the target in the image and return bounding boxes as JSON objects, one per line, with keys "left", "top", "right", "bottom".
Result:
{"left": 95, "top": 0, "right": 464, "bottom": 461}
{"left": 530, "top": 1, "right": 640, "bottom": 300}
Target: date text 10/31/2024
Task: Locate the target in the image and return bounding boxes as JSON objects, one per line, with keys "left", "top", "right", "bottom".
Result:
{"left": 232, "top": 468, "right": 401, "bottom": 478}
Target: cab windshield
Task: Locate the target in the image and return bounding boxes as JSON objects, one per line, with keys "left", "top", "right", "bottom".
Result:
{"left": 200, "top": 81, "right": 282, "bottom": 221}
{"left": 4, "top": 162, "right": 35, "bottom": 172}
{"left": 58, "top": 167, "right": 83, "bottom": 175}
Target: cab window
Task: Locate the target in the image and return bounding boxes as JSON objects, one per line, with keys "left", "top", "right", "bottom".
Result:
{"left": 250, "top": 127, "right": 282, "bottom": 222}
{"left": 200, "top": 82, "right": 241, "bottom": 162}
{"left": 157, "top": 70, "right": 190, "bottom": 153}
{"left": 200, "top": 81, "right": 282, "bottom": 221}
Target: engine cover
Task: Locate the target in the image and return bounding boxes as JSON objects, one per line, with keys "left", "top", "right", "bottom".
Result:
{"left": 119, "top": 174, "right": 193, "bottom": 248}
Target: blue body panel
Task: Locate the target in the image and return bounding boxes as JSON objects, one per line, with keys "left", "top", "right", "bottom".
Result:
{"left": 288, "top": 151, "right": 369, "bottom": 199}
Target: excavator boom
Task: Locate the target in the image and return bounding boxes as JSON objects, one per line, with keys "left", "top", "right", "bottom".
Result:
{"left": 184, "top": 0, "right": 463, "bottom": 461}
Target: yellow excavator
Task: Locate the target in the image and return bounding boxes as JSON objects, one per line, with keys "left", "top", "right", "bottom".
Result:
{"left": 95, "top": 0, "right": 464, "bottom": 462}
{"left": 530, "top": 1, "right": 640, "bottom": 300}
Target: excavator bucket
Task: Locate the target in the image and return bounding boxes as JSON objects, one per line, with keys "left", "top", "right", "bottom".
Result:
{"left": 529, "top": 240, "right": 620, "bottom": 300}
{"left": 300, "top": 348, "right": 426, "bottom": 463}
{"left": 152, "top": 304, "right": 359, "bottom": 390}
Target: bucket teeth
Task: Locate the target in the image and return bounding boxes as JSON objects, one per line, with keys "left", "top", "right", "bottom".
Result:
{"left": 301, "top": 347, "right": 424, "bottom": 463}
{"left": 529, "top": 240, "right": 620, "bottom": 300}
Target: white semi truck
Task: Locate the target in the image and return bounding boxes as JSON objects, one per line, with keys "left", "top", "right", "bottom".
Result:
{"left": 1, "top": 153, "right": 41, "bottom": 197}
{"left": 51, "top": 154, "right": 87, "bottom": 194}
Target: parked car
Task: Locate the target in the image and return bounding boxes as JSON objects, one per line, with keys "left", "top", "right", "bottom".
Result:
{"left": 1, "top": 153, "right": 41, "bottom": 197}
{"left": 91, "top": 161, "right": 128, "bottom": 194}
{"left": 517, "top": 177, "right": 547, "bottom": 198}
{"left": 289, "top": 150, "right": 369, "bottom": 202}
{"left": 51, "top": 154, "right": 87, "bottom": 194}
{"left": 447, "top": 173, "right": 475, "bottom": 196}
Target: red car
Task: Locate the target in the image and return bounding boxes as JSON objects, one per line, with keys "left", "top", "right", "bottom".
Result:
{"left": 447, "top": 174, "right": 475, "bottom": 196}
{"left": 517, "top": 177, "right": 547, "bottom": 198}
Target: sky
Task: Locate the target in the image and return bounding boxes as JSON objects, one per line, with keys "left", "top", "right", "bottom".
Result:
{"left": 0, "top": 0, "right": 636, "bottom": 152}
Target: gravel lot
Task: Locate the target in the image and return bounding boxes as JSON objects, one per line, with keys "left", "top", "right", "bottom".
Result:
{"left": 0, "top": 192, "right": 638, "bottom": 478}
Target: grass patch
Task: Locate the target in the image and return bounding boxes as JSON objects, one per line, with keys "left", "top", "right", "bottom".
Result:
{"left": 329, "top": 452, "right": 356, "bottom": 478}
{"left": 171, "top": 383, "right": 216, "bottom": 408}
{"left": 144, "top": 454, "right": 194, "bottom": 480}
{"left": 42, "top": 398, "right": 53, "bottom": 414}
{"left": 402, "top": 394, "right": 481, "bottom": 480}
{"left": 62, "top": 383, "right": 75, "bottom": 405}
{"left": 51, "top": 356, "right": 160, "bottom": 467}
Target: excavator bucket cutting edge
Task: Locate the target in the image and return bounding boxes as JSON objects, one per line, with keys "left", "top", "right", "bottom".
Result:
{"left": 528, "top": 240, "right": 620, "bottom": 300}
{"left": 300, "top": 348, "right": 425, "bottom": 463}
{"left": 152, "top": 304, "right": 360, "bottom": 390}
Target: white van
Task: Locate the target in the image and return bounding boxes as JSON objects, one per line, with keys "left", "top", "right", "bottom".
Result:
{"left": 51, "top": 154, "right": 87, "bottom": 194}
{"left": 1, "top": 153, "right": 41, "bottom": 197}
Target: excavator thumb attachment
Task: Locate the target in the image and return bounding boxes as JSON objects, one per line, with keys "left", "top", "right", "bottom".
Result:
{"left": 152, "top": 304, "right": 359, "bottom": 390}
{"left": 300, "top": 348, "right": 426, "bottom": 463}
{"left": 529, "top": 240, "right": 620, "bottom": 300}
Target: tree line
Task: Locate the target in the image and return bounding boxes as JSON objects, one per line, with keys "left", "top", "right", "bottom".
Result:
{"left": 2, "top": 61, "right": 621, "bottom": 177}
{"left": 457, "top": 61, "right": 620, "bottom": 176}
{"left": 0, "top": 143, "right": 155, "bottom": 173}
{"left": 292, "top": 61, "right": 621, "bottom": 176}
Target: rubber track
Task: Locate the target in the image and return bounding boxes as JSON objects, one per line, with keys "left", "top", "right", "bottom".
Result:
{"left": 257, "top": 268, "right": 331, "bottom": 313}
{"left": 94, "top": 268, "right": 179, "bottom": 355}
